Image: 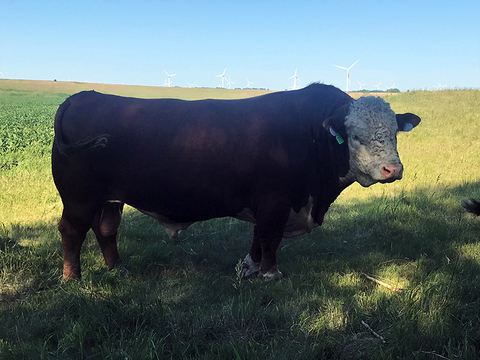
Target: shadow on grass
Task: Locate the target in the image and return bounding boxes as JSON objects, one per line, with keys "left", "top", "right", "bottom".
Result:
{"left": 1, "top": 182, "right": 480, "bottom": 359}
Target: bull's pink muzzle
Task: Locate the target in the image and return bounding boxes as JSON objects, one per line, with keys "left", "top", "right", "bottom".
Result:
{"left": 381, "top": 164, "right": 403, "bottom": 181}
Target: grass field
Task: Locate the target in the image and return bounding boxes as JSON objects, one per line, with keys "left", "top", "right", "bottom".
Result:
{"left": 1, "top": 80, "right": 479, "bottom": 359}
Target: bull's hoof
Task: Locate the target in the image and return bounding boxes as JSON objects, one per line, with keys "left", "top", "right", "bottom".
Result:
{"left": 260, "top": 266, "right": 283, "bottom": 282}
{"left": 63, "top": 265, "right": 81, "bottom": 280}
{"left": 62, "top": 273, "right": 81, "bottom": 281}
{"left": 117, "top": 264, "right": 130, "bottom": 277}
{"left": 462, "top": 199, "right": 480, "bottom": 216}
{"left": 243, "top": 254, "right": 261, "bottom": 278}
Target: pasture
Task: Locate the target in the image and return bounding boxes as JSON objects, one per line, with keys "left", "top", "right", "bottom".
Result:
{"left": 1, "top": 79, "right": 479, "bottom": 359}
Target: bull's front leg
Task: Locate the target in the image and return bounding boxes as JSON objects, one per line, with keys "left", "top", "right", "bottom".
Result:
{"left": 243, "top": 200, "right": 289, "bottom": 281}
{"left": 243, "top": 226, "right": 261, "bottom": 277}
{"left": 256, "top": 224, "right": 284, "bottom": 281}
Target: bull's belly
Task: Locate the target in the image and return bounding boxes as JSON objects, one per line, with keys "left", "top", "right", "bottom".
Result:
{"left": 137, "top": 209, "right": 194, "bottom": 239}
{"left": 138, "top": 197, "right": 318, "bottom": 239}
{"left": 234, "top": 197, "right": 318, "bottom": 238}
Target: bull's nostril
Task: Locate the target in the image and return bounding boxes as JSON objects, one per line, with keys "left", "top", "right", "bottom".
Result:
{"left": 382, "top": 165, "right": 403, "bottom": 180}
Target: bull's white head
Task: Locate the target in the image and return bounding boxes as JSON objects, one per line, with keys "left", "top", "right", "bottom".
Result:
{"left": 324, "top": 96, "right": 420, "bottom": 187}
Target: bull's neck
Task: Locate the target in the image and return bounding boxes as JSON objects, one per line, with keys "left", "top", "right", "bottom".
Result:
{"left": 310, "top": 122, "right": 351, "bottom": 225}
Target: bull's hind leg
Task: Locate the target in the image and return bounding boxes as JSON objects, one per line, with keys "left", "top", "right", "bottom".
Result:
{"left": 59, "top": 206, "right": 97, "bottom": 279}
{"left": 91, "top": 202, "right": 128, "bottom": 275}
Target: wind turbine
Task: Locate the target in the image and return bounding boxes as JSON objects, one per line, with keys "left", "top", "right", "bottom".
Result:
{"left": 385, "top": 82, "right": 396, "bottom": 91}
{"left": 227, "top": 76, "right": 235, "bottom": 89}
{"left": 164, "top": 70, "right": 176, "bottom": 87}
{"left": 333, "top": 59, "right": 359, "bottom": 92}
{"left": 0, "top": 71, "right": 3, "bottom": 76}
{"left": 289, "top": 69, "right": 300, "bottom": 90}
{"left": 373, "top": 82, "right": 381, "bottom": 91}
{"left": 357, "top": 81, "right": 366, "bottom": 90}
{"left": 246, "top": 79, "right": 254, "bottom": 88}
{"left": 216, "top": 68, "right": 227, "bottom": 88}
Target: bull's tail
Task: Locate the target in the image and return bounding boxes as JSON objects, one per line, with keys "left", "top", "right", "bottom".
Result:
{"left": 461, "top": 199, "right": 480, "bottom": 216}
{"left": 54, "top": 96, "right": 110, "bottom": 156}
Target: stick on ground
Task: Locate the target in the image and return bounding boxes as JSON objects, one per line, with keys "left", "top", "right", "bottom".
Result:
{"left": 361, "top": 320, "right": 386, "bottom": 344}
{"left": 363, "top": 273, "right": 404, "bottom": 292}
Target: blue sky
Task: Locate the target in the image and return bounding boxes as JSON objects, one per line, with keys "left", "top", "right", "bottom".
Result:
{"left": 1, "top": 0, "right": 479, "bottom": 91}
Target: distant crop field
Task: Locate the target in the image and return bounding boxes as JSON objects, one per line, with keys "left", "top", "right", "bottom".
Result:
{"left": 1, "top": 81, "right": 480, "bottom": 359}
{"left": 0, "top": 79, "right": 274, "bottom": 100}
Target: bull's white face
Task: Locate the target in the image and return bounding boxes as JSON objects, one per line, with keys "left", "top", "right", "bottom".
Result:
{"left": 344, "top": 97, "right": 411, "bottom": 187}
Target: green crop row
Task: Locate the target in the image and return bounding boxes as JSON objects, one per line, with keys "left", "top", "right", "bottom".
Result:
{"left": 0, "top": 103, "right": 55, "bottom": 153}
{"left": 0, "top": 91, "right": 67, "bottom": 171}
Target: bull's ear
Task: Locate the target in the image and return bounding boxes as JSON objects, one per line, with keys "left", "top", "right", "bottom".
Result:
{"left": 396, "top": 113, "right": 421, "bottom": 132}
{"left": 323, "top": 116, "right": 347, "bottom": 144}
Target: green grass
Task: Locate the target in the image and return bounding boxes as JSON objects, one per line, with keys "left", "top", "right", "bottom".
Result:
{"left": 1, "top": 82, "right": 480, "bottom": 359}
